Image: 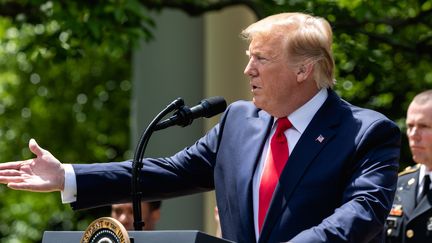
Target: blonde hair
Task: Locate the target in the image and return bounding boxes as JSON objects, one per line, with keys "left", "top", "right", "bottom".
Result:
{"left": 241, "top": 12, "right": 335, "bottom": 89}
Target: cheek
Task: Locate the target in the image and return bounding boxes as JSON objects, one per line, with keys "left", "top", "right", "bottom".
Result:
{"left": 425, "top": 137, "right": 432, "bottom": 150}
{"left": 270, "top": 74, "right": 294, "bottom": 95}
{"left": 258, "top": 63, "right": 296, "bottom": 96}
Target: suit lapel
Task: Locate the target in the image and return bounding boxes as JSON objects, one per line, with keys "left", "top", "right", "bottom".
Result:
{"left": 259, "top": 90, "right": 341, "bottom": 242}
{"left": 236, "top": 109, "right": 273, "bottom": 242}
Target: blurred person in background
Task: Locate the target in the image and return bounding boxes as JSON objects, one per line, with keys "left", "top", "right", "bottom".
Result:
{"left": 111, "top": 201, "right": 161, "bottom": 231}
{"left": 385, "top": 90, "right": 432, "bottom": 242}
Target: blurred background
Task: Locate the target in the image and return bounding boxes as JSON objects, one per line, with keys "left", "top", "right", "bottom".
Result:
{"left": 0, "top": 0, "right": 431, "bottom": 242}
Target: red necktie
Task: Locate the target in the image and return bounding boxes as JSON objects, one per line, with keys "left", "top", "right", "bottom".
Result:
{"left": 258, "top": 117, "right": 292, "bottom": 232}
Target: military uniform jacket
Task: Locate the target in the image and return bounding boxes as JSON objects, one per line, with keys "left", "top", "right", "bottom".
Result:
{"left": 385, "top": 164, "right": 432, "bottom": 243}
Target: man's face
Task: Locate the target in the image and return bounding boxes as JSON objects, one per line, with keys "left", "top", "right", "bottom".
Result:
{"left": 406, "top": 101, "right": 432, "bottom": 168}
{"left": 111, "top": 202, "right": 158, "bottom": 230}
{"left": 244, "top": 34, "right": 299, "bottom": 117}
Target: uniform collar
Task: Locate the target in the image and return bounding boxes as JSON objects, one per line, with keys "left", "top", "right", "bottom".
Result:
{"left": 419, "top": 164, "right": 432, "bottom": 186}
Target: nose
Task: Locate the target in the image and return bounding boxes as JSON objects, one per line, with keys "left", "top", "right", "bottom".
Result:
{"left": 118, "top": 213, "right": 133, "bottom": 230}
{"left": 407, "top": 127, "right": 421, "bottom": 142}
{"left": 244, "top": 58, "right": 257, "bottom": 77}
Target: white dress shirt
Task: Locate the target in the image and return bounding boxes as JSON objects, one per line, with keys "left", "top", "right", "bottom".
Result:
{"left": 252, "top": 88, "right": 328, "bottom": 240}
{"left": 61, "top": 164, "right": 77, "bottom": 203}
{"left": 418, "top": 164, "right": 432, "bottom": 200}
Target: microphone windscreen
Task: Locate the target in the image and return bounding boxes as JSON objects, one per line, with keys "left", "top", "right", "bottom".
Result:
{"left": 201, "top": 96, "right": 227, "bottom": 118}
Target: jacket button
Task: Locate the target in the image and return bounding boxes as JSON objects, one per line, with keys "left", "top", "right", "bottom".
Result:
{"left": 406, "top": 229, "right": 414, "bottom": 238}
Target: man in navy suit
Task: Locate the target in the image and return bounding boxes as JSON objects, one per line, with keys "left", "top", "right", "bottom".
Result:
{"left": 0, "top": 12, "right": 400, "bottom": 242}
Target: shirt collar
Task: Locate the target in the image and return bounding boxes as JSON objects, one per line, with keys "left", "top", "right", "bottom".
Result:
{"left": 287, "top": 88, "right": 328, "bottom": 134}
{"left": 419, "top": 164, "right": 432, "bottom": 184}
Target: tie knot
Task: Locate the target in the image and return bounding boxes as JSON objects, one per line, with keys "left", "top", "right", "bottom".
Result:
{"left": 276, "top": 118, "right": 292, "bottom": 133}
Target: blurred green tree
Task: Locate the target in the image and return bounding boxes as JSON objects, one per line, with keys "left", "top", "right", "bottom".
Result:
{"left": 0, "top": 1, "right": 150, "bottom": 241}
{"left": 0, "top": 0, "right": 431, "bottom": 242}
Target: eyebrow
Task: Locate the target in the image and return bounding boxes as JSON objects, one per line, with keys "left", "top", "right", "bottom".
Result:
{"left": 245, "top": 50, "right": 265, "bottom": 57}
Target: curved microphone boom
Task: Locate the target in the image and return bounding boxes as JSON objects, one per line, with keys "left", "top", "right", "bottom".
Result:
{"left": 154, "top": 96, "right": 227, "bottom": 131}
{"left": 132, "top": 97, "right": 184, "bottom": 231}
{"left": 132, "top": 96, "right": 226, "bottom": 231}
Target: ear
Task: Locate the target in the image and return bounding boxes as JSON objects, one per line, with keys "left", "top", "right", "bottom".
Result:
{"left": 296, "top": 63, "right": 314, "bottom": 83}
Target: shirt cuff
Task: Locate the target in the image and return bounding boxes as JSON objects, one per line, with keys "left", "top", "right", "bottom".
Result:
{"left": 61, "top": 164, "right": 77, "bottom": 204}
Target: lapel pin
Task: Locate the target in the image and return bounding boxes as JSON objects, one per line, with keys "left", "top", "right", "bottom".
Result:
{"left": 315, "top": 135, "right": 325, "bottom": 143}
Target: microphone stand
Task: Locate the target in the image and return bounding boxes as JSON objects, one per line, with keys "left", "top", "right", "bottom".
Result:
{"left": 131, "top": 98, "right": 184, "bottom": 230}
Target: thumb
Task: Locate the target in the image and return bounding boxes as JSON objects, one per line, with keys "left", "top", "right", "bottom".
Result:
{"left": 29, "top": 138, "right": 44, "bottom": 157}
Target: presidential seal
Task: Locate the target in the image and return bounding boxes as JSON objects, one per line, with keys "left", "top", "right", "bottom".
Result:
{"left": 81, "top": 217, "right": 130, "bottom": 243}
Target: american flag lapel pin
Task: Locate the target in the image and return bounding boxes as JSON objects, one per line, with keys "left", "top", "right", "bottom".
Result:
{"left": 316, "top": 134, "right": 325, "bottom": 143}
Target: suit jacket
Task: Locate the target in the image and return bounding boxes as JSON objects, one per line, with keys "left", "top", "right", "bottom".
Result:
{"left": 71, "top": 90, "right": 401, "bottom": 243}
{"left": 385, "top": 165, "right": 432, "bottom": 243}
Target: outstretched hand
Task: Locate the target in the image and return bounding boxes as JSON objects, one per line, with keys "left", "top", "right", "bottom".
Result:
{"left": 0, "top": 139, "right": 65, "bottom": 192}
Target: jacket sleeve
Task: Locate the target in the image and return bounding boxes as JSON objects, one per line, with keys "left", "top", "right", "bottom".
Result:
{"left": 70, "top": 103, "right": 233, "bottom": 210}
{"left": 289, "top": 118, "right": 400, "bottom": 242}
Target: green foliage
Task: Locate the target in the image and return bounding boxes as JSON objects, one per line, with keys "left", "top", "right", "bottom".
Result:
{"left": 0, "top": 2, "right": 138, "bottom": 241}
{"left": 2, "top": 0, "right": 155, "bottom": 56}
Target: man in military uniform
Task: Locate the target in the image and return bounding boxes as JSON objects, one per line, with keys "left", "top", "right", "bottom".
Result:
{"left": 385, "top": 90, "right": 432, "bottom": 242}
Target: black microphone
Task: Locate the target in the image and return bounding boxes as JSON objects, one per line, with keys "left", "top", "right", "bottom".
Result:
{"left": 154, "top": 96, "right": 227, "bottom": 131}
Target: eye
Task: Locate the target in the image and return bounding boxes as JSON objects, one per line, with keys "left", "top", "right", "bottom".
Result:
{"left": 257, "top": 56, "right": 267, "bottom": 61}
{"left": 246, "top": 51, "right": 269, "bottom": 63}
{"left": 419, "top": 124, "right": 430, "bottom": 129}
{"left": 255, "top": 55, "right": 269, "bottom": 64}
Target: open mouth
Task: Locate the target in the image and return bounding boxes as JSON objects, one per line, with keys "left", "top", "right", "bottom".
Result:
{"left": 251, "top": 84, "right": 261, "bottom": 91}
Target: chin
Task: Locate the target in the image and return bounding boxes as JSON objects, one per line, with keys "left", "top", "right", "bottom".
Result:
{"left": 413, "top": 156, "right": 426, "bottom": 165}
{"left": 252, "top": 97, "right": 263, "bottom": 109}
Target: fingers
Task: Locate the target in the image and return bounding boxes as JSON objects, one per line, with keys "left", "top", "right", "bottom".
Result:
{"left": 0, "top": 161, "right": 24, "bottom": 170}
{"left": 0, "top": 169, "right": 24, "bottom": 176}
{"left": 0, "top": 162, "right": 27, "bottom": 184}
{"left": 0, "top": 176, "right": 25, "bottom": 183}
{"left": 7, "top": 182, "right": 37, "bottom": 191}
{"left": 7, "top": 181, "right": 56, "bottom": 192}
{"left": 0, "top": 173, "right": 54, "bottom": 192}
{"left": 0, "top": 173, "right": 26, "bottom": 186}
{"left": 29, "top": 138, "right": 45, "bottom": 157}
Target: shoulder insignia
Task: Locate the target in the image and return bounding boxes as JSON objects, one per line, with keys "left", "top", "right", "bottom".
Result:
{"left": 398, "top": 164, "right": 421, "bottom": 176}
